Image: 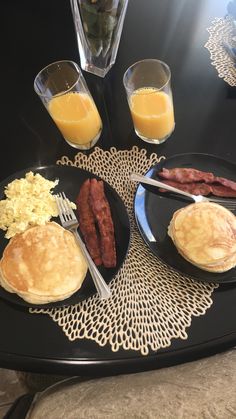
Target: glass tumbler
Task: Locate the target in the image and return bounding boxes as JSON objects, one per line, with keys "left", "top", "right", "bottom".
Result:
{"left": 123, "top": 59, "right": 175, "bottom": 144}
{"left": 34, "top": 60, "right": 102, "bottom": 150}
{"left": 70, "top": 0, "right": 129, "bottom": 77}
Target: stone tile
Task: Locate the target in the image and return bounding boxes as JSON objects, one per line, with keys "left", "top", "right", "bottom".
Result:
{"left": 0, "top": 368, "right": 25, "bottom": 407}
{"left": 0, "top": 369, "right": 72, "bottom": 417}
{"left": 16, "top": 372, "right": 70, "bottom": 393}
{"left": 0, "top": 404, "right": 13, "bottom": 418}
{"left": 28, "top": 350, "right": 236, "bottom": 419}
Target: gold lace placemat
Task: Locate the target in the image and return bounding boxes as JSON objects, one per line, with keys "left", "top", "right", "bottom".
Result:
{"left": 205, "top": 16, "right": 236, "bottom": 86}
{"left": 30, "top": 147, "right": 218, "bottom": 356}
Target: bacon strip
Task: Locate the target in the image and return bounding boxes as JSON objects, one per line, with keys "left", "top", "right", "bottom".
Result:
{"left": 158, "top": 167, "right": 215, "bottom": 184}
{"left": 159, "top": 180, "right": 236, "bottom": 197}
{"left": 76, "top": 179, "right": 102, "bottom": 266}
{"left": 89, "top": 179, "right": 116, "bottom": 268}
{"left": 159, "top": 180, "right": 212, "bottom": 196}
{"left": 215, "top": 177, "right": 236, "bottom": 192}
{"left": 158, "top": 167, "right": 236, "bottom": 191}
{"left": 209, "top": 184, "right": 236, "bottom": 197}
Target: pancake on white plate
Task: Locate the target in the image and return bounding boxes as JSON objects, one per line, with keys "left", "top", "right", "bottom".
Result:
{"left": 0, "top": 222, "right": 88, "bottom": 304}
{"left": 168, "top": 202, "right": 236, "bottom": 273}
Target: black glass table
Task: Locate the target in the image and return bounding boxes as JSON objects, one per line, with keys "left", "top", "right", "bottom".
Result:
{"left": 1, "top": 0, "right": 236, "bottom": 375}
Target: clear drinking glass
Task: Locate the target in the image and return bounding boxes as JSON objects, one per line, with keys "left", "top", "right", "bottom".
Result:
{"left": 70, "top": 0, "right": 129, "bottom": 78}
{"left": 123, "top": 59, "right": 175, "bottom": 144}
{"left": 34, "top": 60, "right": 102, "bottom": 150}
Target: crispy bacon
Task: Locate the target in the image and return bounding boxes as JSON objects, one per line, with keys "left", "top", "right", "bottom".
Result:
{"left": 76, "top": 179, "right": 102, "bottom": 266}
{"left": 159, "top": 180, "right": 212, "bottom": 195}
{"left": 158, "top": 167, "right": 215, "bottom": 183}
{"left": 210, "top": 184, "right": 236, "bottom": 197}
{"left": 159, "top": 180, "right": 236, "bottom": 197}
{"left": 158, "top": 167, "right": 236, "bottom": 197}
{"left": 158, "top": 167, "right": 236, "bottom": 189}
{"left": 89, "top": 179, "right": 116, "bottom": 268}
{"left": 215, "top": 177, "right": 236, "bottom": 192}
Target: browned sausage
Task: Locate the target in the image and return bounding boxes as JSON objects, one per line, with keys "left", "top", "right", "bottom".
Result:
{"left": 76, "top": 179, "right": 102, "bottom": 266}
{"left": 89, "top": 179, "right": 116, "bottom": 268}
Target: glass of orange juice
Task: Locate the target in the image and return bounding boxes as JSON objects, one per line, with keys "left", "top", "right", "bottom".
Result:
{"left": 34, "top": 60, "right": 102, "bottom": 150}
{"left": 123, "top": 59, "right": 175, "bottom": 144}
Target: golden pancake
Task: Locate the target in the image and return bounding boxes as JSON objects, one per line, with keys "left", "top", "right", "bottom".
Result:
{"left": 0, "top": 222, "right": 88, "bottom": 304}
{"left": 168, "top": 202, "right": 236, "bottom": 273}
{"left": 173, "top": 241, "right": 236, "bottom": 273}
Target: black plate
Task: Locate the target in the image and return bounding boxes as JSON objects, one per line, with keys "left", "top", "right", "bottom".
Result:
{"left": 0, "top": 165, "right": 130, "bottom": 308}
{"left": 134, "top": 153, "right": 236, "bottom": 284}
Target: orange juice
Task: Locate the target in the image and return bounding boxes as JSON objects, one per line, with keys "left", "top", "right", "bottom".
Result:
{"left": 48, "top": 92, "right": 102, "bottom": 145}
{"left": 130, "top": 87, "right": 174, "bottom": 140}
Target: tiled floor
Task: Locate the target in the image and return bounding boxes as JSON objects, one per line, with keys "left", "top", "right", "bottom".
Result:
{"left": 0, "top": 368, "right": 67, "bottom": 418}
{"left": 0, "top": 368, "right": 26, "bottom": 417}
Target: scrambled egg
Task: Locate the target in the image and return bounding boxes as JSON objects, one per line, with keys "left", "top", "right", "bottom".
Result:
{"left": 0, "top": 172, "right": 60, "bottom": 239}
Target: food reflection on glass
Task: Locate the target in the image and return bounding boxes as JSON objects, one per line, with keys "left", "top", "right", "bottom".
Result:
{"left": 34, "top": 60, "right": 102, "bottom": 150}
{"left": 123, "top": 59, "right": 175, "bottom": 144}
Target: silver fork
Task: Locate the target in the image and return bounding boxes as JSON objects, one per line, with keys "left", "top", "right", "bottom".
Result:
{"left": 55, "top": 192, "right": 112, "bottom": 300}
{"left": 130, "top": 173, "right": 236, "bottom": 211}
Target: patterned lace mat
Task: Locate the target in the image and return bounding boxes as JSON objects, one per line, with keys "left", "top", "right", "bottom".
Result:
{"left": 205, "top": 16, "right": 236, "bottom": 86}
{"left": 30, "top": 147, "right": 218, "bottom": 356}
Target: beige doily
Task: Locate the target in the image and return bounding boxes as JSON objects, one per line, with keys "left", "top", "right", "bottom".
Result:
{"left": 30, "top": 147, "right": 218, "bottom": 356}
{"left": 205, "top": 16, "right": 236, "bottom": 86}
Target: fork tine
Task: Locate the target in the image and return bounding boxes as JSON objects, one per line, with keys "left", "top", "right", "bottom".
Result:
{"left": 224, "top": 206, "right": 236, "bottom": 211}
{"left": 217, "top": 203, "right": 236, "bottom": 210}
{"left": 61, "top": 192, "right": 77, "bottom": 221}
{"left": 214, "top": 203, "right": 236, "bottom": 210}
{"left": 211, "top": 198, "right": 236, "bottom": 205}
{"left": 61, "top": 192, "right": 72, "bottom": 215}
{"left": 208, "top": 197, "right": 236, "bottom": 211}
{"left": 225, "top": 204, "right": 236, "bottom": 209}
{"left": 59, "top": 193, "right": 71, "bottom": 221}
{"left": 55, "top": 194, "right": 66, "bottom": 223}
{"left": 215, "top": 203, "right": 236, "bottom": 211}
{"left": 54, "top": 192, "right": 111, "bottom": 299}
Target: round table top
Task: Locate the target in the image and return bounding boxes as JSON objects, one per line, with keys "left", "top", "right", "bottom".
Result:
{"left": 1, "top": 0, "right": 236, "bottom": 375}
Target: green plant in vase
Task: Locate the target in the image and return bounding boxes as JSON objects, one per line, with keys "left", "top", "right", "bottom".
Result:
{"left": 79, "top": 0, "right": 124, "bottom": 57}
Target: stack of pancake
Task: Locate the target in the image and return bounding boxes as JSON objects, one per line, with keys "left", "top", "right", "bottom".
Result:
{"left": 0, "top": 222, "right": 87, "bottom": 304}
{"left": 168, "top": 202, "right": 236, "bottom": 273}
